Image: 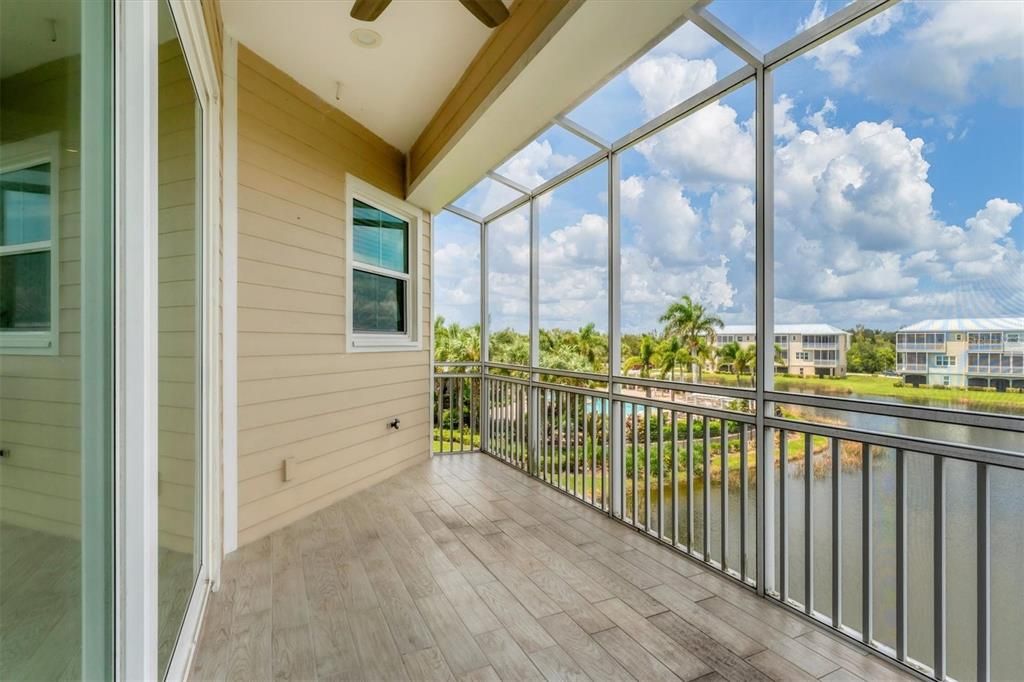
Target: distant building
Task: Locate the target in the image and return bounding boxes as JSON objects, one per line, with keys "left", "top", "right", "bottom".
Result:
{"left": 896, "top": 317, "right": 1024, "bottom": 390}
{"left": 713, "top": 324, "right": 851, "bottom": 377}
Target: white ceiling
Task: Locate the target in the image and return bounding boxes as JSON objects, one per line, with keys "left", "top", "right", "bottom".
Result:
{"left": 0, "top": 0, "right": 81, "bottom": 79}
{"left": 221, "top": 0, "right": 501, "bottom": 152}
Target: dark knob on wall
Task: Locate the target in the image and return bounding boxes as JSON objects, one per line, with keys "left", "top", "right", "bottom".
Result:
{"left": 387, "top": 418, "right": 400, "bottom": 430}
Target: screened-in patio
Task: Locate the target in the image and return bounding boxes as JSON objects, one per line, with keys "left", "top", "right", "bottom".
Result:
{"left": 428, "top": 1, "right": 1024, "bottom": 681}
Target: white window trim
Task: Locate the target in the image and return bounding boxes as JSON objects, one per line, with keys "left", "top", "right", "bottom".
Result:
{"left": 0, "top": 132, "right": 61, "bottom": 355}
{"left": 345, "top": 174, "right": 424, "bottom": 352}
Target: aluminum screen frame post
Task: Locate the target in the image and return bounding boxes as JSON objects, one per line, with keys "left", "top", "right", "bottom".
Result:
{"left": 479, "top": 218, "right": 489, "bottom": 453}
{"left": 528, "top": 197, "right": 540, "bottom": 476}
{"left": 754, "top": 64, "right": 775, "bottom": 598}
{"left": 607, "top": 151, "right": 622, "bottom": 519}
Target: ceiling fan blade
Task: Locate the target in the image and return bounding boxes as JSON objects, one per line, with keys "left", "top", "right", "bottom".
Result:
{"left": 459, "top": 0, "right": 510, "bottom": 28}
{"left": 350, "top": 0, "right": 392, "bottom": 22}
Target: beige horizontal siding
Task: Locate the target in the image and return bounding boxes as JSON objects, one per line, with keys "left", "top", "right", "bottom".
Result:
{"left": 0, "top": 59, "right": 84, "bottom": 538}
{"left": 235, "top": 44, "right": 430, "bottom": 548}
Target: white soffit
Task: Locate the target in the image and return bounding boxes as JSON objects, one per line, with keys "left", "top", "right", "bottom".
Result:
{"left": 407, "top": 0, "right": 698, "bottom": 213}
{"left": 220, "top": 0, "right": 500, "bottom": 152}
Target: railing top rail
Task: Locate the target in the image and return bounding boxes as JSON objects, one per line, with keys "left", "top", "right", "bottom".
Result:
{"left": 535, "top": 367, "right": 609, "bottom": 383}
{"left": 765, "top": 389, "right": 1024, "bottom": 433}
{"left": 764, "top": 415, "right": 1024, "bottom": 471}
{"left": 620, "top": 393, "right": 757, "bottom": 425}
{"left": 535, "top": 381, "right": 610, "bottom": 400}
{"left": 613, "top": 374, "right": 755, "bottom": 401}
{"left": 435, "top": 361, "right": 481, "bottom": 368}
{"left": 486, "top": 374, "right": 531, "bottom": 387}
{"left": 483, "top": 361, "right": 530, "bottom": 372}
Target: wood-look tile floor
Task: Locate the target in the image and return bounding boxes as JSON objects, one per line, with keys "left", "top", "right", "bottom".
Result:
{"left": 191, "top": 453, "right": 914, "bottom": 682}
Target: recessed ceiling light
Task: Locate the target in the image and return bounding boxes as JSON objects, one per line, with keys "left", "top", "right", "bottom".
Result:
{"left": 350, "top": 28, "right": 382, "bottom": 48}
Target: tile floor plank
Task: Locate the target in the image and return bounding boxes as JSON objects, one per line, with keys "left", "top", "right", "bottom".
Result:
{"left": 189, "top": 453, "right": 915, "bottom": 682}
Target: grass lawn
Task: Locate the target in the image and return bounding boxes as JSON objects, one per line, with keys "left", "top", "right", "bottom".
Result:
{"left": 701, "top": 371, "right": 1024, "bottom": 413}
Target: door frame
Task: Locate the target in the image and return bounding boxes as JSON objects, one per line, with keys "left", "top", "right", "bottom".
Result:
{"left": 115, "top": 0, "right": 222, "bottom": 679}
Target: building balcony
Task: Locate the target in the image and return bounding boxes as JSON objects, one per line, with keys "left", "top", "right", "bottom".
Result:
{"left": 192, "top": 449, "right": 916, "bottom": 682}
{"left": 968, "top": 343, "right": 1004, "bottom": 351}
{"left": 969, "top": 365, "right": 1024, "bottom": 375}
{"left": 896, "top": 343, "right": 946, "bottom": 351}
{"left": 897, "top": 363, "right": 928, "bottom": 372}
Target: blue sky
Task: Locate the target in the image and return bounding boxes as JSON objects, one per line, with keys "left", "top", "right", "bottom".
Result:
{"left": 438, "top": 0, "right": 1024, "bottom": 334}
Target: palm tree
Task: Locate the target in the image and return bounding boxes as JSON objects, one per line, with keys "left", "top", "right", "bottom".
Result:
{"left": 657, "top": 336, "right": 685, "bottom": 381}
{"left": 733, "top": 344, "right": 757, "bottom": 388}
{"left": 659, "top": 295, "right": 723, "bottom": 381}
{"left": 575, "top": 323, "right": 603, "bottom": 372}
{"left": 623, "top": 335, "right": 659, "bottom": 396}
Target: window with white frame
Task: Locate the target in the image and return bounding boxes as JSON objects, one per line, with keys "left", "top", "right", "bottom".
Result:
{"left": 346, "top": 175, "right": 421, "bottom": 351}
{"left": 935, "top": 355, "right": 956, "bottom": 368}
{"left": 0, "top": 134, "right": 60, "bottom": 354}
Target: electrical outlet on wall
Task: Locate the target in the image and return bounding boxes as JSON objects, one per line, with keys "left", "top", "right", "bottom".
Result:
{"left": 283, "top": 456, "right": 297, "bottom": 482}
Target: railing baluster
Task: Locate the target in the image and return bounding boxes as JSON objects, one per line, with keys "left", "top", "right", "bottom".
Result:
{"left": 632, "top": 404, "right": 639, "bottom": 525}
{"left": 805, "top": 431, "right": 813, "bottom": 614}
{"left": 687, "top": 413, "right": 694, "bottom": 554}
{"left": 598, "top": 399, "right": 606, "bottom": 509}
{"left": 978, "top": 462, "right": 990, "bottom": 682}
{"left": 722, "top": 418, "right": 729, "bottom": 571}
{"left": 895, "top": 448, "right": 906, "bottom": 662}
{"left": 934, "top": 455, "right": 945, "bottom": 680}
{"left": 832, "top": 438, "right": 842, "bottom": 629}
{"left": 862, "top": 442, "right": 872, "bottom": 645}
{"left": 449, "top": 377, "right": 455, "bottom": 454}
{"left": 780, "top": 429, "right": 788, "bottom": 602}
{"left": 562, "top": 390, "right": 568, "bottom": 491}
{"left": 740, "top": 424, "right": 748, "bottom": 583}
{"left": 672, "top": 411, "right": 679, "bottom": 547}
{"left": 591, "top": 397, "right": 597, "bottom": 505}
{"left": 458, "top": 376, "right": 465, "bottom": 452}
{"left": 704, "top": 416, "right": 711, "bottom": 562}
{"left": 645, "top": 407, "right": 651, "bottom": 531}
{"left": 435, "top": 377, "right": 442, "bottom": 453}
{"left": 658, "top": 408, "right": 665, "bottom": 539}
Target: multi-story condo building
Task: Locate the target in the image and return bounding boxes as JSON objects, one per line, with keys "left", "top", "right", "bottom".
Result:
{"left": 714, "top": 324, "right": 851, "bottom": 377}
{"left": 896, "top": 317, "right": 1024, "bottom": 389}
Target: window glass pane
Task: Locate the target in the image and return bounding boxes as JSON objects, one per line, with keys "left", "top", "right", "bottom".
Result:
{"left": 157, "top": 0, "right": 203, "bottom": 674}
{"left": 1, "top": 163, "right": 51, "bottom": 245}
{"left": 353, "top": 269, "right": 405, "bottom": 333}
{"left": 537, "top": 161, "right": 608, "bottom": 371}
{"left": 772, "top": 1, "right": 1024, "bottom": 426}
{"left": 708, "top": 0, "right": 845, "bottom": 54}
{"left": 353, "top": 198, "right": 408, "bottom": 273}
{"left": 496, "top": 124, "right": 598, "bottom": 190}
{"left": 487, "top": 206, "right": 529, "bottom": 365}
{"left": 565, "top": 21, "right": 743, "bottom": 144}
{"left": 619, "top": 83, "right": 756, "bottom": 389}
{"left": 0, "top": 251, "right": 50, "bottom": 329}
{"left": 433, "top": 210, "right": 480, "bottom": 362}
{"left": 0, "top": 0, "right": 114, "bottom": 678}
{"left": 452, "top": 176, "right": 524, "bottom": 219}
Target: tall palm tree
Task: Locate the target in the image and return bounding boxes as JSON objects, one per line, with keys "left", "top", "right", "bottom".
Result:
{"left": 659, "top": 295, "right": 723, "bottom": 381}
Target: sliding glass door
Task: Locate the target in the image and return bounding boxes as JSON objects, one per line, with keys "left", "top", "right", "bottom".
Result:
{"left": 0, "top": 0, "right": 114, "bottom": 678}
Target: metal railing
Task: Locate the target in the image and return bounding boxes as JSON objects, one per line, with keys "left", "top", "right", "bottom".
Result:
{"left": 430, "top": 360, "right": 1023, "bottom": 681}
{"left": 897, "top": 364, "right": 927, "bottom": 372}
{"left": 896, "top": 343, "right": 946, "bottom": 351}
{"left": 432, "top": 364, "right": 481, "bottom": 453}
{"left": 538, "top": 384, "right": 610, "bottom": 512}
{"left": 968, "top": 365, "right": 1024, "bottom": 376}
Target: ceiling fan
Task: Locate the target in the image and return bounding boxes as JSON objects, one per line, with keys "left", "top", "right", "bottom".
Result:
{"left": 351, "top": 0, "right": 510, "bottom": 29}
